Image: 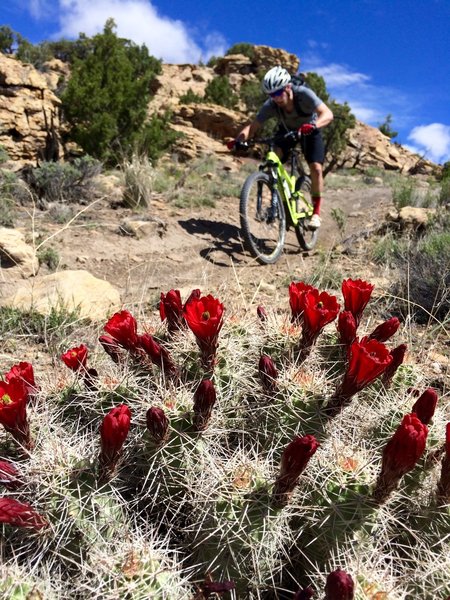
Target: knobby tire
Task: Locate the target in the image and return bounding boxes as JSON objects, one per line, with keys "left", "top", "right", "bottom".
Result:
{"left": 239, "top": 171, "right": 286, "bottom": 265}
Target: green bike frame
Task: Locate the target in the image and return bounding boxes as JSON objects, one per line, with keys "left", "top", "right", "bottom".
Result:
{"left": 265, "top": 150, "right": 313, "bottom": 226}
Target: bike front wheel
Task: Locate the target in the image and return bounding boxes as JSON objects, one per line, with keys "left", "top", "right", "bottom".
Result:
{"left": 294, "top": 176, "right": 318, "bottom": 251}
{"left": 239, "top": 171, "right": 286, "bottom": 265}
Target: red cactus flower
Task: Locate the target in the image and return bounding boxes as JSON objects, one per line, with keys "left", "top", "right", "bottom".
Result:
{"left": 336, "top": 338, "right": 392, "bottom": 400}
{"left": 0, "top": 460, "right": 22, "bottom": 490}
{"left": 5, "top": 362, "right": 38, "bottom": 399}
{"left": 342, "top": 278, "right": 374, "bottom": 326}
{"left": 300, "top": 289, "right": 340, "bottom": 348}
{"left": 99, "top": 334, "right": 123, "bottom": 364}
{"left": 193, "top": 379, "right": 217, "bottom": 431}
{"left": 257, "top": 305, "right": 268, "bottom": 322}
{"left": 0, "top": 497, "right": 47, "bottom": 530}
{"left": 138, "top": 333, "right": 179, "bottom": 379}
{"left": 437, "top": 422, "right": 450, "bottom": 503}
{"left": 325, "top": 568, "right": 354, "bottom": 600}
{"left": 374, "top": 413, "right": 428, "bottom": 502}
{"left": 0, "top": 378, "right": 32, "bottom": 449}
{"left": 183, "top": 294, "right": 224, "bottom": 370}
{"left": 382, "top": 343, "right": 407, "bottom": 387}
{"left": 61, "top": 344, "right": 88, "bottom": 371}
{"left": 273, "top": 435, "right": 319, "bottom": 506}
{"left": 412, "top": 388, "right": 438, "bottom": 425}
{"left": 289, "top": 281, "right": 316, "bottom": 324}
{"left": 160, "top": 289, "right": 184, "bottom": 334}
{"left": 337, "top": 311, "right": 357, "bottom": 347}
{"left": 104, "top": 310, "right": 138, "bottom": 351}
{"left": 146, "top": 406, "right": 169, "bottom": 444}
{"left": 259, "top": 354, "right": 278, "bottom": 392}
{"left": 368, "top": 317, "right": 400, "bottom": 343}
{"left": 99, "top": 404, "right": 131, "bottom": 475}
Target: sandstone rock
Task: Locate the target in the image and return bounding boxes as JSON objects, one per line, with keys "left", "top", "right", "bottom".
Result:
{"left": 341, "top": 121, "right": 436, "bottom": 175}
{"left": 0, "top": 53, "right": 62, "bottom": 167}
{"left": 0, "top": 227, "right": 38, "bottom": 278}
{"left": 398, "top": 206, "right": 436, "bottom": 228}
{"left": 174, "top": 103, "right": 243, "bottom": 139}
{"left": 118, "top": 218, "right": 167, "bottom": 239}
{"left": 214, "top": 54, "right": 254, "bottom": 76}
{"left": 0, "top": 270, "right": 121, "bottom": 321}
{"left": 148, "top": 64, "right": 214, "bottom": 114}
{"left": 252, "top": 45, "right": 300, "bottom": 72}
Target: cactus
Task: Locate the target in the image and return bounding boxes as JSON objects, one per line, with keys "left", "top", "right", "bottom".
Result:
{"left": 1, "top": 278, "right": 449, "bottom": 599}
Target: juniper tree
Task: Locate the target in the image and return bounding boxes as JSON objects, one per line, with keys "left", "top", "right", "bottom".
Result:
{"left": 61, "top": 19, "right": 162, "bottom": 164}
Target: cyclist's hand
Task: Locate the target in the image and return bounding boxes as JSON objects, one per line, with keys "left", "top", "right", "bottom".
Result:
{"left": 298, "top": 123, "right": 316, "bottom": 136}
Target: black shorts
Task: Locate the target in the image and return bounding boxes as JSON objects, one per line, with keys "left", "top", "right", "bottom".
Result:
{"left": 275, "top": 126, "right": 325, "bottom": 164}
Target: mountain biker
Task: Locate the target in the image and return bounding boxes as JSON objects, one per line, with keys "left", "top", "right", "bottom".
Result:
{"left": 232, "top": 66, "right": 333, "bottom": 229}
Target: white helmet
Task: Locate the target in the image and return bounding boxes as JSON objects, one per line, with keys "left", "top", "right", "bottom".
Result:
{"left": 262, "top": 66, "right": 291, "bottom": 94}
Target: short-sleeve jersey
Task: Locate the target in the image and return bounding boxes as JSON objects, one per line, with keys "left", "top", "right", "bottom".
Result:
{"left": 256, "top": 87, "right": 323, "bottom": 129}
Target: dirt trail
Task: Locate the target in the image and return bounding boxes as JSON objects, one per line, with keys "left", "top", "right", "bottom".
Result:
{"left": 13, "top": 175, "right": 393, "bottom": 309}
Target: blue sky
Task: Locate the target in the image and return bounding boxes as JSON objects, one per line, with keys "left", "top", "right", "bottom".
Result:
{"left": 2, "top": 0, "right": 449, "bottom": 163}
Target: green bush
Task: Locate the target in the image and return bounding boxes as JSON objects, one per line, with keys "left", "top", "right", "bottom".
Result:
{"left": 204, "top": 76, "right": 239, "bottom": 109}
{"left": 225, "top": 43, "right": 255, "bottom": 60}
{"left": 179, "top": 88, "right": 204, "bottom": 104}
{"left": 25, "top": 156, "right": 101, "bottom": 205}
{"left": 61, "top": 19, "right": 161, "bottom": 164}
{"left": 239, "top": 78, "right": 265, "bottom": 116}
{"left": 139, "top": 112, "right": 182, "bottom": 163}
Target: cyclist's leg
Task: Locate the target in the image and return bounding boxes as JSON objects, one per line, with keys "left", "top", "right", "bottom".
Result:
{"left": 275, "top": 126, "right": 297, "bottom": 162}
{"left": 300, "top": 131, "right": 325, "bottom": 227}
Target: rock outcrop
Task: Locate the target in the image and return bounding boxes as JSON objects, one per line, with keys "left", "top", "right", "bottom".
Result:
{"left": 341, "top": 120, "right": 435, "bottom": 174}
{"left": 0, "top": 45, "right": 438, "bottom": 174}
{"left": 0, "top": 270, "right": 121, "bottom": 321}
{"left": 0, "top": 54, "right": 62, "bottom": 168}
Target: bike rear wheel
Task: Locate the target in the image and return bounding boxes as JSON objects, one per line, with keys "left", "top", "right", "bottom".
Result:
{"left": 239, "top": 171, "right": 286, "bottom": 265}
{"left": 294, "top": 176, "right": 318, "bottom": 251}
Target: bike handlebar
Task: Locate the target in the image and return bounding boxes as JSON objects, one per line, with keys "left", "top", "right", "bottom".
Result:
{"left": 234, "top": 129, "right": 300, "bottom": 151}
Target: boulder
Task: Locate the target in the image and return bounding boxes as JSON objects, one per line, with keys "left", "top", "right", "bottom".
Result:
{"left": 0, "top": 270, "right": 121, "bottom": 321}
{"left": 0, "top": 227, "right": 38, "bottom": 278}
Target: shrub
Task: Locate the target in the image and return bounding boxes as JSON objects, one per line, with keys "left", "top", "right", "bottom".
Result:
{"left": 138, "top": 112, "right": 182, "bottom": 163}
{"left": 121, "top": 153, "right": 154, "bottom": 208}
{"left": 225, "top": 43, "right": 255, "bottom": 60}
{"left": 24, "top": 156, "right": 101, "bottom": 205}
{"left": 179, "top": 88, "right": 203, "bottom": 104}
{"left": 204, "top": 76, "right": 239, "bottom": 109}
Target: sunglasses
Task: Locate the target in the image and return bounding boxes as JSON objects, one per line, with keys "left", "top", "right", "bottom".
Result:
{"left": 269, "top": 87, "right": 286, "bottom": 98}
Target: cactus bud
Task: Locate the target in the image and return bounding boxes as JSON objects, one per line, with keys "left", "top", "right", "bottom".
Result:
{"left": 325, "top": 568, "right": 354, "bottom": 599}
{"left": 0, "top": 498, "right": 47, "bottom": 530}
{"left": 411, "top": 388, "right": 438, "bottom": 425}
{"left": 146, "top": 406, "right": 169, "bottom": 444}
{"left": 259, "top": 354, "right": 278, "bottom": 392}
{"left": 368, "top": 316, "right": 400, "bottom": 342}
{"left": 193, "top": 379, "right": 217, "bottom": 431}
{"left": 273, "top": 435, "right": 319, "bottom": 506}
{"left": 104, "top": 310, "right": 139, "bottom": 351}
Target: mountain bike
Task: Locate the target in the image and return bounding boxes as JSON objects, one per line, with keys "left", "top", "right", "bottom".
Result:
{"left": 237, "top": 131, "right": 318, "bottom": 265}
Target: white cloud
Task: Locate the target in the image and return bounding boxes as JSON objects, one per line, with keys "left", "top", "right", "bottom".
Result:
{"left": 407, "top": 123, "right": 450, "bottom": 164}
{"left": 50, "top": 0, "right": 225, "bottom": 63}
{"left": 302, "top": 54, "right": 417, "bottom": 136}
{"left": 310, "top": 63, "right": 370, "bottom": 87}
